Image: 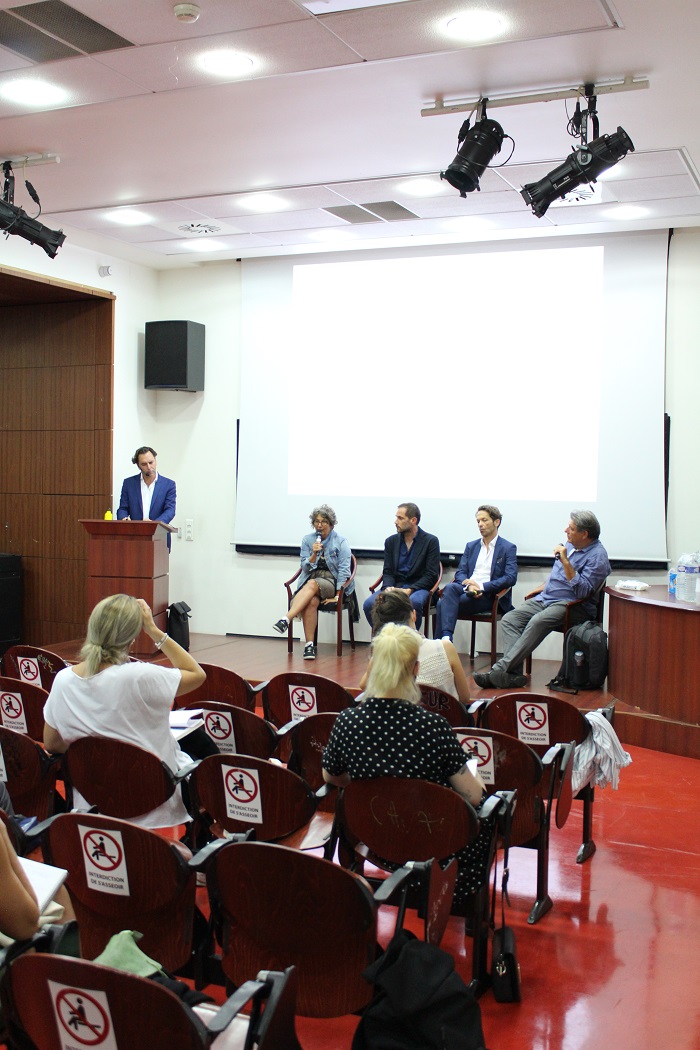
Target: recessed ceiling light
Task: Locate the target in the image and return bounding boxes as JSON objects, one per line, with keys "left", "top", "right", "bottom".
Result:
{"left": 107, "top": 209, "right": 153, "bottom": 226}
{"left": 302, "top": 0, "right": 412, "bottom": 13}
{"left": 395, "top": 177, "right": 448, "bottom": 198}
{"left": 198, "top": 50, "right": 255, "bottom": 77}
{"left": 0, "top": 79, "right": 68, "bottom": 106}
{"left": 601, "top": 204, "right": 651, "bottom": 220}
{"left": 239, "top": 193, "right": 289, "bottom": 213}
{"left": 444, "top": 9, "right": 507, "bottom": 43}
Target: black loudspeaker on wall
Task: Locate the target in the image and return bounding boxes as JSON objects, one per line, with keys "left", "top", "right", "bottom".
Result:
{"left": 144, "top": 320, "right": 205, "bottom": 391}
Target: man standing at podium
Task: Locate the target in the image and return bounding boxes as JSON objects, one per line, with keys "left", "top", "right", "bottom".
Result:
{"left": 116, "top": 446, "right": 176, "bottom": 548}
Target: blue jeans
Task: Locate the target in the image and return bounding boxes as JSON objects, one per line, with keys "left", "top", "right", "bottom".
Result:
{"left": 364, "top": 588, "right": 430, "bottom": 631}
{"left": 434, "top": 582, "right": 496, "bottom": 640}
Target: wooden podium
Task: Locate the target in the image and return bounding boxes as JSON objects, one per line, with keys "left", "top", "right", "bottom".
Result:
{"left": 79, "top": 520, "right": 175, "bottom": 655}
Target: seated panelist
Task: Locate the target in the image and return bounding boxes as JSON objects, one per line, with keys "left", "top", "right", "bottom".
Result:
{"left": 363, "top": 502, "right": 440, "bottom": 632}
{"left": 435, "top": 504, "right": 517, "bottom": 643}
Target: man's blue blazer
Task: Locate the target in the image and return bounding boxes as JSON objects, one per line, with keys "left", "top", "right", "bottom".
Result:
{"left": 116, "top": 474, "right": 176, "bottom": 548}
{"left": 454, "top": 535, "right": 518, "bottom": 612}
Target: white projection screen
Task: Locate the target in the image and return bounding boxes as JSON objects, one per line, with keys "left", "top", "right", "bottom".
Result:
{"left": 236, "top": 232, "right": 669, "bottom": 563}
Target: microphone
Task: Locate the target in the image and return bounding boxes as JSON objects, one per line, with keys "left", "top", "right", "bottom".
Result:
{"left": 316, "top": 532, "right": 322, "bottom": 544}
{"left": 554, "top": 550, "right": 561, "bottom": 560}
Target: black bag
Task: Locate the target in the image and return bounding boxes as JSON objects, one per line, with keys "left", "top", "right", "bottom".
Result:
{"left": 490, "top": 791, "right": 521, "bottom": 1003}
{"left": 491, "top": 925, "right": 521, "bottom": 1003}
{"left": 549, "top": 620, "right": 608, "bottom": 692}
{"left": 351, "top": 929, "right": 487, "bottom": 1050}
{"left": 167, "top": 601, "right": 191, "bottom": 651}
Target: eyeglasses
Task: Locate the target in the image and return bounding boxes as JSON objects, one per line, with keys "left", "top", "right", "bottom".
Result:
{"left": 312, "top": 520, "right": 327, "bottom": 528}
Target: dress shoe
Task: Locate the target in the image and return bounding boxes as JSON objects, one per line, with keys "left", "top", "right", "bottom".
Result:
{"left": 489, "top": 669, "right": 528, "bottom": 688}
{"left": 472, "top": 672, "right": 493, "bottom": 688}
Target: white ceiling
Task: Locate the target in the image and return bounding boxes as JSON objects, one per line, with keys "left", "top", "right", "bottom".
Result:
{"left": 0, "top": 0, "right": 698, "bottom": 268}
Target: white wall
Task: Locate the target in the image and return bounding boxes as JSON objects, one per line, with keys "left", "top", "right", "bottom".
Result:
{"left": 5, "top": 226, "right": 699, "bottom": 658}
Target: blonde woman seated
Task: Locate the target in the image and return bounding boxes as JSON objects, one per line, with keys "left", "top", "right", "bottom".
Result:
{"left": 43, "top": 595, "right": 206, "bottom": 830}
{"left": 322, "top": 622, "right": 490, "bottom": 904}
{"left": 359, "top": 589, "right": 471, "bottom": 704}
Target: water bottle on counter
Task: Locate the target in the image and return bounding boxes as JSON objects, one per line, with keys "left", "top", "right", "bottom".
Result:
{"left": 676, "top": 552, "right": 700, "bottom": 602}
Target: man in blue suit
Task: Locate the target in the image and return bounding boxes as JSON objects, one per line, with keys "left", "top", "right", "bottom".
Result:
{"left": 116, "top": 446, "right": 177, "bottom": 549}
{"left": 434, "top": 505, "right": 517, "bottom": 642}
{"left": 363, "top": 502, "right": 440, "bottom": 631}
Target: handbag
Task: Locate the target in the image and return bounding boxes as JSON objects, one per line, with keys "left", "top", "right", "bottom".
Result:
{"left": 490, "top": 795, "right": 521, "bottom": 1003}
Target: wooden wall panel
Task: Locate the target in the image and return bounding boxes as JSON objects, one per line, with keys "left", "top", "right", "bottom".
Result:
{"left": 0, "top": 494, "right": 44, "bottom": 552}
{"left": 39, "top": 365, "right": 97, "bottom": 431}
{"left": 0, "top": 368, "right": 40, "bottom": 431}
{"left": 42, "top": 495, "right": 104, "bottom": 560}
{"left": 0, "top": 432, "right": 44, "bottom": 493}
{"left": 42, "top": 431, "right": 96, "bottom": 496}
{"left": 42, "top": 558, "right": 86, "bottom": 625}
{"left": 1, "top": 288, "right": 114, "bottom": 648}
{"left": 43, "top": 302, "right": 97, "bottom": 368}
{"left": 95, "top": 365, "right": 112, "bottom": 431}
{"left": 0, "top": 305, "right": 45, "bottom": 366}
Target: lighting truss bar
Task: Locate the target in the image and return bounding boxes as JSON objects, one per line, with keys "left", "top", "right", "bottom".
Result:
{"left": 421, "top": 77, "right": 649, "bottom": 118}
{"left": 0, "top": 152, "right": 60, "bottom": 168}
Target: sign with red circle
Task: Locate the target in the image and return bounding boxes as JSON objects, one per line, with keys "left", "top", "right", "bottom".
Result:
{"left": 222, "top": 765, "right": 263, "bottom": 823}
{"left": 288, "top": 685, "right": 317, "bottom": 721}
{"left": 50, "top": 983, "right": 116, "bottom": 1049}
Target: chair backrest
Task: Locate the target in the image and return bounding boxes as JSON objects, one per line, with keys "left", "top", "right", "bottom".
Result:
{"left": 1, "top": 952, "right": 300, "bottom": 1050}
{"left": 44, "top": 812, "right": 196, "bottom": 969}
{"left": 286, "top": 712, "right": 338, "bottom": 792}
{"left": 261, "top": 672, "right": 355, "bottom": 730}
{"left": 63, "top": 737, "right": 177, "bottom": 820}
{"left": 190, "top": 753, "right": 316, "bottom": 841}
{"left": 339, "top": 776, "right": 480, "bottom": 868}
{"left": 0, "top": 726, "right": 59, "bottom": 820}
{"left": 1, "top": 645, "right": 68, "bottom": 692}
{"left": 418, "top": 684, "right": 469, "bottom": 728}
{"left": 453, "top": 726, "right": 545, "bottom": 847}
{"left": 186, "top": 702, "right": 278, "bottom": 759}
{"left": 0, "top": 675, "right": 49, "bottom": 740}
{"left": 483, "top": 693, "right": 590, "bottom": 758}
{"left": 175, "top": 662, "right": 257, "bottom": 711}
{"left": 207, "top": 840, "right": 377, "bottom": 1017}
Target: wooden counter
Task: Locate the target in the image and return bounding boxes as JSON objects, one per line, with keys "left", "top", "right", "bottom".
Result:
{"left": 606, "top": 584, "right": 700, "bottom": 757}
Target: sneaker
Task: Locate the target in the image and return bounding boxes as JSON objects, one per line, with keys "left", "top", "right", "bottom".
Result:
{"left": 303, "top": 642, "right": 316, "bottom": 660}
{"left": 273, "top": 618, "right": 289, "bottom": 635}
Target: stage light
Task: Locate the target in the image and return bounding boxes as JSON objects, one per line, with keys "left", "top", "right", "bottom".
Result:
{"left": 440, "top": 105, "right": 509, "bottom": 196}
{"left": 1, "top": 161, "right": 65, "bottom": 258}
{"left": 0, "top": 199, "right": 65, "bottom": 258}
{"left": 521, "top": 126, "right": 635, "bottom": 218}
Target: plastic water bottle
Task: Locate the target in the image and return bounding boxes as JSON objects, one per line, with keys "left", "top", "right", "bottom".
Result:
{"left": 676, "top": 553, "right": 700, "bottom": 603}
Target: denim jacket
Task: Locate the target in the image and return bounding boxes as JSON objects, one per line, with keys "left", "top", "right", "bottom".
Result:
{"left": 298, "top": 529, "right": 354, "bottom": 594}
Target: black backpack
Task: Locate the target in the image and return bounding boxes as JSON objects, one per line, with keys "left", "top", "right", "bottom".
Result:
{"left": 167, "top": 601, "right": 191, "bottom": 651}
{"left": 351, "top": 930, "right": 487, "bottom": 1050}
{"left": 549, "top": 620, "right": 608, "bottom": 692}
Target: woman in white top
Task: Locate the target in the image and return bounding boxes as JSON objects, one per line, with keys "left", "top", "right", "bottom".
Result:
{"left": 43, "top": 594, "right": 206, "bottom": 829}
{"left": 361, "top": 589, "right": 471, "bottom": 704}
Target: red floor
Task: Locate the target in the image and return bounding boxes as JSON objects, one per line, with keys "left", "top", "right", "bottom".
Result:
{"left": 198, "top": 743, "right": 700, "bottom": 1050}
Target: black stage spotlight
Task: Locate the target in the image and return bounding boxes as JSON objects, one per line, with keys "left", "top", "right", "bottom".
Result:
{"left": 521, "top": 126, "right": 634, "bottom": 218}
{"left": 441, "top": 110, "right": 507, "bottom": 196}
{"left": 1, "top": 160, "right": 65, "bottom": 258}
{"left": 0, "top": 198, "right": 66, "bottom": 258}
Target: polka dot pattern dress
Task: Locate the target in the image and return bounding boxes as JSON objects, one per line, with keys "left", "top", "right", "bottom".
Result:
{"left": 322, "top": 696, "right": 493, "bottom": 899}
